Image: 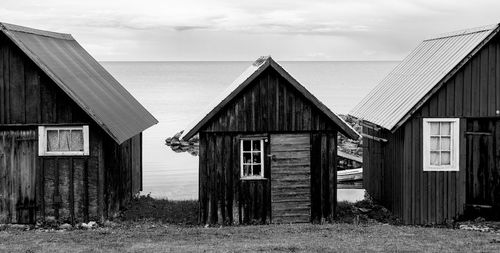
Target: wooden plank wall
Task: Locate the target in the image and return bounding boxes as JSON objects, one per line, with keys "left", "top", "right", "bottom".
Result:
{"left": 0, "top": 130, "right": 37, "bottom": 223}
{"left": 364, "top": 35, "right": 500, "bottom": 225}
{"left": 200, "top": 131, "right": 338, "bottom": 225}
{"left": 271, "top": 134, "right": 311, "bottom": 223}
{"left": 0, "top": 34, "right": 143, "bottom": 223}
{"left": 199, "top": 133, "right": 271, "bottom": 225}
{"left": 0, "top": 35, "right": 89, "bottom": 125}
{"left": 204, "top": 68, "right": 340, "bottom": 133}
{"left": 310, "top": 132, "right": 337, "bottom": 222}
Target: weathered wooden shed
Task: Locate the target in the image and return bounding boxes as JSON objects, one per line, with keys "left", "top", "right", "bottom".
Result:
{"left": 350, "top": 24, "right": 500, "bottom": 224}
{"left": 0, "top": 23, "right": 158, "bottom": 224}
{"left": 182, "top": 56, "right": 359, "bottom": 225}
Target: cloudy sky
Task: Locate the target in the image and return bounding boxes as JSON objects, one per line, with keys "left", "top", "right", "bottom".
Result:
{"left": 2, "top": 0, "right": 500, "bottom": 61}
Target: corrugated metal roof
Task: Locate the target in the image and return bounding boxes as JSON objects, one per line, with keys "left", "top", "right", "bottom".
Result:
{"left": 350, "top": 24, "right": 499, "bottom": 130}
{"left": 182, "top": 56, "right": 360, "bottom": 140}
{"left": 0, "top": 23, "right": 158, "bottom": 143}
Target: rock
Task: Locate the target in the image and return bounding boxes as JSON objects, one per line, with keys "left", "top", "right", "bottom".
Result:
{"left": 103, "top": 220, "right": 118, "bottom": 228}
{"left": 475, "top": 217, "right": 486, "bottom": 222}
{"left": 9, "top": 224, "right": 28, "bottom": 230}
{"left": 80, "top": 221, "right": 97, "bottom": 229}
{"left": 45, "top": 216, "right": 57, "bottom": 225}
{"left": 59, "top": 223, "right": 73, "bottom": 230}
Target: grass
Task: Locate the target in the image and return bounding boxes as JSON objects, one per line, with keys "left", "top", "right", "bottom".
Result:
{"left": 121, "top": 195, "right": 198, "bottom": 225}
{"left": 0, "top": 196, "right": 499, "bottom": 252}
{"left": 1, "top": 222, "right": 500, "bottom": 252}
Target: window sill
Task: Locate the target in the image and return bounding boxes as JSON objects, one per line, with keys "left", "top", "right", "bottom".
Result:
{"left": 423, "top": 167, "right": 459, "bottom": 172}
{"left": 240, "top": 177, "right": 267, "bottom": 181}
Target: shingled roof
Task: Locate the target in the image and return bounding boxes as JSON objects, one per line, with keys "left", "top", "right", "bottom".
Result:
{"left": 182, "top": 56, "right": 360, "bottom": 140}
{"left": 0, "top": 22, "right": 158, "bottom": 143}
{"left": 350, "top": 24, "right": 500, "bottom": 130}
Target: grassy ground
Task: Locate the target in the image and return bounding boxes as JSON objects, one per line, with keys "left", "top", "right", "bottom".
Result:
{"left": 1, "top": 222, "right": 500, "bottom": 252}
{"left": 0, "top": 197, "right": 499, "bottom": 252}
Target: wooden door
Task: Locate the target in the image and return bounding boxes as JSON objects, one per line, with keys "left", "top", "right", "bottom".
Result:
{"left": 270, "top": 134, "right": 311, "bottom": 223}
{"left": 465, "top": 119, "right": 500, "bottom": 217}
{"left": 0, "top": 130, "right": 37, "bottom": 223}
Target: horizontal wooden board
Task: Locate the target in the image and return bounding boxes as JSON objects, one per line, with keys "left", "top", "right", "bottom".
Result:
{"left": 271, "top": 133, "right": 311, "bottom": 224}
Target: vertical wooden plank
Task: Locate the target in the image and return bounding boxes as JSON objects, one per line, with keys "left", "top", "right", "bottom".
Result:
{"left": 411, "top": 118, "right": 419, "bottom": 224}
{"left": 223, "top": 135, "right": 233, "bottom": 224}
{"left": 328, "top": 133, "right": 337, "bottom": 220}
{"left": 320, "top": 134, "right": 329, "bottom": 219}
{"left": 9, "top": 48, "right": 25, "bottom": 124}
{"left": 88, "top": 156, "right": 99, "bottom": 220}
{"left": 58, "top": 158, "right": 71, "bottom": 221}
{"left": 463, "top": 62, "right": 473, "bottom": 117}
{"left": 73, "top": 157, "right": 84, "bottom": 222}
{"left": 488, "top": 44, "right": 496, "bottom": 116}
{"left": 2, "top": 44, "right": 10, "bottom": 124}
{"left": 198, "top": 133, "right": 207, "bottom": 224}
{"left": 209, "top": 135, "right": 217, "bottom": 224}
{"left": 24, "top": 63, "right": 41, "bottom": 123}
{"left": 0, "top": 44, "right": 5, "bottom": 124}
{"left": 479, "top": 46, "right": 489, "bottom": 116}
{"left": 497, "top": 43, "right": 500, "bottom": 114}
{"left": 0, "top": 132, "right": 6, "bottom": 222}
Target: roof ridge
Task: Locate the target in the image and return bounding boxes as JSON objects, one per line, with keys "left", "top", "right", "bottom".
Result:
{"left": 0, "top": 22, "right": 73, "bottom": 40}
{"left": 424, "top": 23, "right": 498, "bottom": 41}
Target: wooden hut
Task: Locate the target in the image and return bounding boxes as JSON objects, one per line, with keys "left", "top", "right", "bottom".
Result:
{"left": 350, "top": 24, "right": 500, "bottom": 224}
{"left": 0, "top": 23, "right": 158, "bottom": 224}
{"left": 182, "top": 56, "right": 359, "bottom": 225}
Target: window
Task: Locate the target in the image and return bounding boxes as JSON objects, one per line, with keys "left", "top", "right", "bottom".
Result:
{"left": 240, "top": 138, "right": 265, "bottom": 179}
{"left": 38, "top": 126, "right": 89, "bottom": 156}
{"left": 423, "top": 118, "right": 459, "bottom": 171}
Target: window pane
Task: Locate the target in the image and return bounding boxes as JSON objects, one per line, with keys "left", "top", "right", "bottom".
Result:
{"left": 430, "top": 122, "right": 440, "bottom": 135}
{"left": 47, "top": 130, "right": 59, "bottom": 151}
{"left": 430, "top": 151, "right": 440, "bottom": 165}
{"left": 430, "top": 137, "right": 440, "bottom": 151}
{"left": 70, "top": 130, "right": 84, "bottom": 151}
{"left": 441, "top": 151, "right": 451, "bottom": 165}
{"left": 253, "top": 165, "right": 261, "bottom": 176}
{"left": 441, "top": 137, "right": 451, "bottom": 151}
{"left": 252, "top": 140, "right": 261, "bottom": 151}
{"left": 243, "top": 153, "right": 252, "bottom": 164}
{"left": 243, "top": 165, "right": 251, "bottom": 176}
{"left": 441, "top": 122, "right": 451, "bottom": 135}
{"left": 58, "top": 130, "right": 71, "bottom": 151}
{"left": 253, "top": 153, "right": 261, "bottom": 163}
{"left": 243, "top": 140, "right": 251, "bottom": 151}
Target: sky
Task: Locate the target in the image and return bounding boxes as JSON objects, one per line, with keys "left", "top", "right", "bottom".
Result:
{"left": 2, "top": 0, "right": 500, "bottom": 61}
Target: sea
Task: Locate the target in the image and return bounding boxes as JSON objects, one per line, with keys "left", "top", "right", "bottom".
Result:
{"left": 100, "top": 61, "right": 399, "bottom": 201}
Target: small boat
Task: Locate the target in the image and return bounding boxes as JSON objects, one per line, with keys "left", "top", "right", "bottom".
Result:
{"left": 337, "top": 168, "right": 363, "bottom": 182}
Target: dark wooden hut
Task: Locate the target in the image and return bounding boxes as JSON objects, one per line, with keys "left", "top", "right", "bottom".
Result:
{"left": 0, "top": 23, "right": 158, "bottom": 224}
{"left": 182, "top": 56, "right": 359, "bottom": 225}
{"left": 350, "top": 24, "right": 500, "bottom": 224}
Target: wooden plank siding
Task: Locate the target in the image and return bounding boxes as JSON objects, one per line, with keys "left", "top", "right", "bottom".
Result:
{"left": 203, "top": 68, "right": 339, "bottom": 132}
{"left": 363, "top": 35, "right": 500, "bottom": 224}
{"left": 198, "top": 67, "right": 343, "bottom": 225}
{"left": 0, "top": 33, "right": 143, "bottom": 224}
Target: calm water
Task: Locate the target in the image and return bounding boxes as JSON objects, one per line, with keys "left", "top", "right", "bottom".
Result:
{"left": 100, "top": 61, "right": 398, "bottom": 200}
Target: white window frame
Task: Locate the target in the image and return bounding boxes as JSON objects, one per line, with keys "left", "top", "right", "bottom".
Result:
{"left": 240, "top": 138, "right": 265, "bottom": 179}
{"left": 423, "top": 118, "right": 459, "bottom": 171}
{"left": 38, "top": 125, "right": 89, "bottom": 156}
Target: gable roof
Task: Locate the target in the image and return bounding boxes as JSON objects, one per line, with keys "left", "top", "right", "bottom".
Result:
{"left": 0, "top": 22, "right": 158, "bottom": 144}
{"left": 350, "top": 24, "right": 500, "bottom": 131}
{"left": 182, "top": 56, "right": 360, "bottom": 140}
